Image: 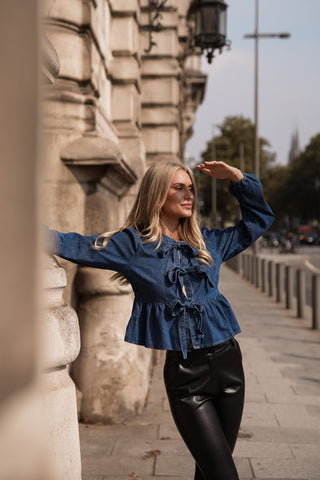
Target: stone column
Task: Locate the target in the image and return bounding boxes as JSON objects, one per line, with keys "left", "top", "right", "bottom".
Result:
{"left": 180, "top": 54, "right": 206, "bottom": 156}
{"left": 42, "top": 255, "right": 82, "bottom": 480}
{"left": 73, "top": 268, "right": 153, "bottom": 423}
{"left": 141, "top": 0, "right": 181, "bottom": 165}
{"left": 40, "top": 30, "right": 83, "bottom": 479}
{"left": 109, "top": 0, "right": 147, "bottom": 196}
{"left": 140, "top": 0, "right": 205, "bottom": 165}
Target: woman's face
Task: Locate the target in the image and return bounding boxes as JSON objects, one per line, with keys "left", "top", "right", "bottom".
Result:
{"left": 161, "top": 169, "right": 195, "bottom": 220}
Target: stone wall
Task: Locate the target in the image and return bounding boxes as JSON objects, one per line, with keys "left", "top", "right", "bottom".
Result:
{"left": 42, "top": 0, "right": 206, "bottom": 424}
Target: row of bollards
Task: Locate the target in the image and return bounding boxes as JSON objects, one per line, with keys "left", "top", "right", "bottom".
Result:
{"left": 227, "top": 253, "right": 320, "bottom": 330}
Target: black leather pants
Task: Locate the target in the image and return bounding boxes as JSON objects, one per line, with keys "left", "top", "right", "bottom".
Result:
{"left": 163, "top": 338, "right": 245, "bottom": 480}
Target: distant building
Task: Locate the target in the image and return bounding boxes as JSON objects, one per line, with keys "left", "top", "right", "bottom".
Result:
{"left": 288, "top": 129, "right": 301, "bottom": 164}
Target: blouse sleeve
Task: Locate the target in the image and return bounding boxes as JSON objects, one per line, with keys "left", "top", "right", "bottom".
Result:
{"left": 44, "top": 227, "right": 139, "bottom": 276}
{"left": 202, "top": 173, "right": 275, "bottom": 263}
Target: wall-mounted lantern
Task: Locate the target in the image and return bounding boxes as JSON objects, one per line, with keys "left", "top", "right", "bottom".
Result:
{"left": 190, "top": 0, "right": 230, "bottom": 63}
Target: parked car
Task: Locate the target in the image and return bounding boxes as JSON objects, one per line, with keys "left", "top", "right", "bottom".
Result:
{"left": 298, "top": 226, "right": 319, "bottom": 245}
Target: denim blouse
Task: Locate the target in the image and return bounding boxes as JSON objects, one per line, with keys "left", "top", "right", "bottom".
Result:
{"left": 47, "top": 173, "right": 275, "bottom": 359}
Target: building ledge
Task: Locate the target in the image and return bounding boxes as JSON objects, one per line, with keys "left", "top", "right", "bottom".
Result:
{"left": 61, "top": 134, "right": 138, "bottom": 198}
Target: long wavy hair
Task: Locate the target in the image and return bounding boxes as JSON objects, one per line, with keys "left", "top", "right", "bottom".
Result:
{"left": 92, "top": 162, "right": 213, "bottom": 281}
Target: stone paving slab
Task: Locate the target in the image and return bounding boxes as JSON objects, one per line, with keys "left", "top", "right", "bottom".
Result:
{"left": 155, "top": 455, "right": 252, "bottom": 478}
{"left": 238, "top": 425, "right": 320, "bottom": 445}
{"left": 83, "top": 455, "right": 154, "bottom": 479}
{"left": 290, "top": 444, "right": 320, "bottom": 460}
{"left": 80, "top": 455, "right": 154, "bottom": 477}
{"left": 80, "top": 423, "right": 158, "bottom": 440}
{"left": 154, "top": 455, "right": 194, "bottom": 476}
{"left": 241, "top": 402, "right": 281, "bottom": 427}
{"left": 234, "top": 440, "right": 293, "bottom": 459}
{"left": 273, "top": 404, "right": 320, "bottom": 429}
{"left": 250, "top": 457, "right": 318, "bottom": 480}
{"left": 112, "top": 438, "right": 189, "bottom": 457}
{"left": 79, "top": 265, "right": 320, "bottom": 480}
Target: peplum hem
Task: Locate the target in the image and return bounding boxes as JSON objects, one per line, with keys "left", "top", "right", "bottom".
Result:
{"left": 124, "top": 293, "right": 241, "bottom": 358}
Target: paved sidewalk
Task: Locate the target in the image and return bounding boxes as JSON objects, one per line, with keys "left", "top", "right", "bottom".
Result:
{"left": 80, "top": 265, "right": 320, "bottom": 480}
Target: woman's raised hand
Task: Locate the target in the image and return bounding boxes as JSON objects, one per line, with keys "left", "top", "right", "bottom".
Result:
{"left": 197, "top": 161, "right": 244, "bottom": 183}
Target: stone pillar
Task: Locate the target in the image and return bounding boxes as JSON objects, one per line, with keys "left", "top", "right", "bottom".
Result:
{"left": 181, "top": 54, "right": 206, "bottom": 156}
{"left": 109, "top": 0, "right": 147, "bottom": 197}
{"left": 140, "top": 0, "right": 205, "bottom": 165}
{"left": 40, "top": 29, "right": 83, "bottom": 479}
{"left": 42, "top": 255, "right": 82, "bottom": 480}
{"left": 176, "top": 1, "right": 206, "bottom": 158}
{"left": 73, "top": 268, "right": 153, "bottom": 423}
{"left": 141, "top": 0, "right": 181, "bottom": 165}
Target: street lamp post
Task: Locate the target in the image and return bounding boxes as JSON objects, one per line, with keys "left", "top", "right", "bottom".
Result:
{"left": 244, "top": 0, "right": 290, "bottom": 178}
{"left": 211, "top": 124, "right": 217, "bottom": 226}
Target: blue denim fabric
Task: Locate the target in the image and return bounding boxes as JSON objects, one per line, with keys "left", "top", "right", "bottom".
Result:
{"left": 46, "top": 174, "right": 275, "bottom": 359}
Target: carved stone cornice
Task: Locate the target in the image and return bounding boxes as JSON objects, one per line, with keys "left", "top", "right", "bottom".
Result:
{"left": 61, "top": 134, "right": 138, "bottom": 197}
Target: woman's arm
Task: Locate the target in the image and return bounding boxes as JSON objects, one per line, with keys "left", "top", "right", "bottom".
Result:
{"left": 197, "top": 160, "right": 244, "bottom": 183}
{"left": 44, "top": 226, "right": 138, "bottom": 275}
{"left": 197, "top": 161, "right": 275, "bottom": 262}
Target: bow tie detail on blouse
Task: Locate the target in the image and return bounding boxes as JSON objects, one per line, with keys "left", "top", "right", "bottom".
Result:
{"left": 158, "top": 241, "right": 214, "bottom": 291}
{"left": 166, "top": 264, "right": 214, "bottom": 288}
{"left": 169, "top": 299, "right": 205, "bottom": 359}
{"left": 158, "top": 241, "right": 200, "bottom": 259}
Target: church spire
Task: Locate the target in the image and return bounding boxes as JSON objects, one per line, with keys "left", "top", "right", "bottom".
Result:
{"left": 288, "top": 129, "right": 301, "bottom": 164}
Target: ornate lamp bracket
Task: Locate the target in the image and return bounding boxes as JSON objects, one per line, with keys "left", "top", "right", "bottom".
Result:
{"left": 142, "top": 0, "right": 168, "bottom": 54}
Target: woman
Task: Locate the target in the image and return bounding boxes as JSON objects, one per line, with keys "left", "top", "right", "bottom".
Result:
{"left": 46, "top": 160, "right": 275, "bottom": 480}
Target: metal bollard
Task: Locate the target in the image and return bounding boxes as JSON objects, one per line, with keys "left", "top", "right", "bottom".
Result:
{"left": 235, "top": 255, "right": 240, "bottom": 274}
{"left": 285, "top": 265, "right": 294, "bottom": 309}
{"left": 296, "top": 269, "right": 306, "bottom": 319}
{"left": 242, "top": 254, "right": 246, "bottom": 278}
{"left": 246, "top": 254, "right": 250, "bottom": 281}
{"left": 250, "top": 255, "right": 256, "bottom": 284}
{"left": 255, "top": 257, "right": 260, "bottom": 288}
{"left": 261, "top": 258, "right": 266, "bottom": 293}
{"left": 312, "top": 274, "right": 320, "bottom": 329}
{"left": 276, "top": 263, "right": 284, "bottom": 303}
{"left": 268, "top": 260, "right": 274, "bottom": 297}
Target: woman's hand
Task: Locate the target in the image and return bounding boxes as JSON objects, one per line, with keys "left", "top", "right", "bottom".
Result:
{"left": 197, "top": 161, "right": 244, "bottom": 183}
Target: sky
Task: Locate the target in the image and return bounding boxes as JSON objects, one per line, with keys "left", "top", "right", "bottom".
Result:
{"left": 185, "top": 0, "right": 320, "bottom": 167}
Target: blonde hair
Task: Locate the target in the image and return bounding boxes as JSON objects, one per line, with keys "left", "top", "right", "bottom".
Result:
{"left": 93, "top": 162, "right": 213, "bottom": 280}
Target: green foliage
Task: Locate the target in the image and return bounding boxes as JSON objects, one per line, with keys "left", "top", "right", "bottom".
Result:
{"left": 277, "top": 134, "right": 320, "bottom": 224}
{"left": 261, "top": 164, "right": 290, "bottom": 231}
{"left": 193, "top": 115, "right": 276, "bottom": 227}
{"left": 254, "top": 133, "right": 320, "bottom": 229}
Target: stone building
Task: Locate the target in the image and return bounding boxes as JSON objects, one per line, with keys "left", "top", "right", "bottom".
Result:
{"left": 42, "top": 0, "right": 207, "bottom": 431}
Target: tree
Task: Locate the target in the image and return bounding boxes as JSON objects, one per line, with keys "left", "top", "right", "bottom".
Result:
{"left": 193, "top": 115, "right": 276, "bottom": 227}
{"left": 281, "top": 133, "right": 320, "bottom": 224}
{"left": 261, "top": 164, "right": 290, "bottom": 231}
{"left": 254, "top": 133, "right": 320, "bottom": 230}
